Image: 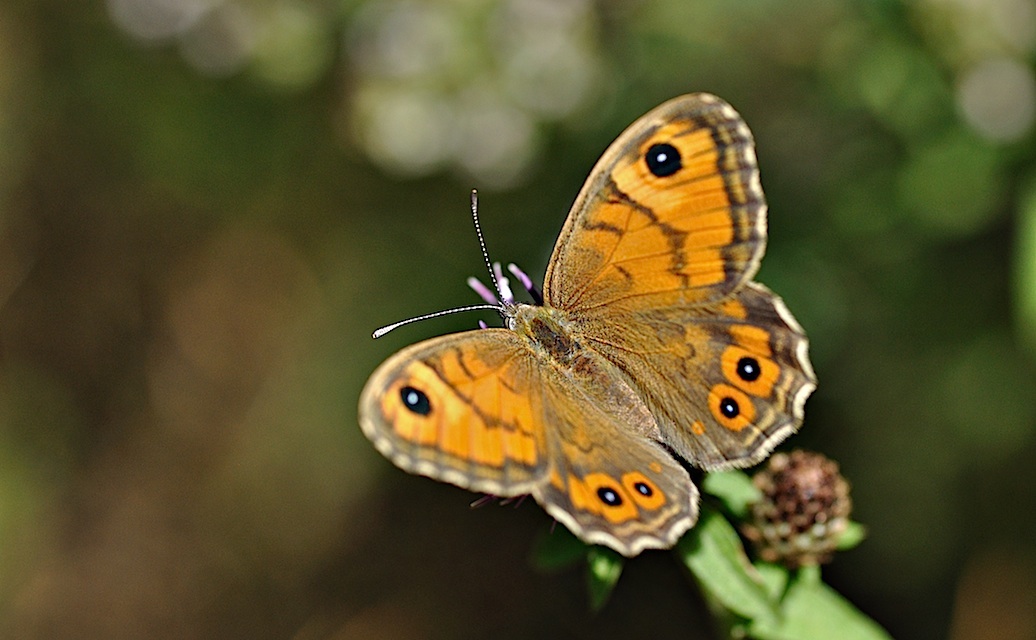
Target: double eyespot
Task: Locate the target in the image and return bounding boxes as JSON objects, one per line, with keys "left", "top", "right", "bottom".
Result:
{"left": 594, "top": 476, "right": 656, "bottom": 506}
{"left": 712, "top": 354, "right": 762, "bottom": 424}
{"left": 715, "top": 357, "right": 762, "bottom": 420}
{"left": 575, "top": 471, "right": 667, "bottom": 523}
{"left": 645, "top": 142, "right": 682, "bottom": 177}
{"left": 708, "top": 330, "right": 782, "bottom": 431}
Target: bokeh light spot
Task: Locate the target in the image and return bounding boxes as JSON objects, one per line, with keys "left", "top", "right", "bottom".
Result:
{"left": 348, "top": 1, "right": 461, "bottom": 80}
{"left": 455, "top": 93, "right": 537, "bottom": 187}
{"left": 106, "top": 0, "right": 213, "bottom": 42}
{"left": 343, "top": 0, "right": 602, "bottom": 184}
{"left": 177, "top": 3, "right": 256, "bottom": 77}
{"left": 957, "top": 56, "right": 1036, "bottom": 142}
{"left": 354, "top": 87, "right": 455, "bottom": 177}
{"left": 249, "top": 2, "right": 332, "bottom": 90}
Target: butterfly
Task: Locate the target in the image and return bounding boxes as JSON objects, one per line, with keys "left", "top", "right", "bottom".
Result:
{"left": 358, "top": 93, "right": 816, "bottom": 557}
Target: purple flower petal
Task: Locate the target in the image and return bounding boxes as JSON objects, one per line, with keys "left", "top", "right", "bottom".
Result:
{"left": 508, "top": 263, "right": 543, "bottom": 305}
{"left": 467, "top": 276, "right": 499, "bottom": 305}
{"left": 493, "top": 262, "right": 515, "bottom": 303}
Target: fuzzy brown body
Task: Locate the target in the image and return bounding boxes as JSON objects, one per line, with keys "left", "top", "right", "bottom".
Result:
{"left": 510, "top": 304, "right": 663, "bottom": 442}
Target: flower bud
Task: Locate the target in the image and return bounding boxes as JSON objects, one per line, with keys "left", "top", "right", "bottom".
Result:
{"left": 742, "top": 450, "right": 852, "bottom": 568}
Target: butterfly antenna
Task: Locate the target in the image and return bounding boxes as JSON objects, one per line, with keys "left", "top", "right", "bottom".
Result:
{"left": 372, "top": 304, "right": 502, "bottom": 339}
{"left": 470, "top": 189, "right": 503, "bottom": 300}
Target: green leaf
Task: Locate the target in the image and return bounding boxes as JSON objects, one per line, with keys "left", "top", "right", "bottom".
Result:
{"left": 796, "top": 563, "right": 822, "bottom": 587}
{"left": 530, "top": 525, "right": 589, "bottom": 572}
{"left": 677, "top": 507, "right": 779, "bottom": 625}
{"left": 701, "top": 470, "right": 762, "bottom": 519}
{"left": 836, "top": 521, "right": 868, "bottom": 551}
{"left": 754, "top": 561, "right": 791, "bottom": 601}
{"left": 529, "top": 528, "right": 626, "bottom": 611}
{"left": 586, "top": 546, "right": 624, "bottom": 611}
{"left": 749, "top": 571, "right": 894, "bottom": 640}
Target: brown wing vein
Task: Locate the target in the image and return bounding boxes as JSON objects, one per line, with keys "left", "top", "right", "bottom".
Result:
{"left": 422, "top": 353, "right": 526, "bottom": 437}
{"left": 563, "top": 181, "right": 639, "bottom": 310}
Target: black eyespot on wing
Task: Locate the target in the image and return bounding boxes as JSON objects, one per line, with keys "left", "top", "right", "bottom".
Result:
{"left": 736, "top": 356, "right": 761, "bottom": 382}
{"left": 645, "top": 142, "right": 682, "bottom": 177}
{"left": 633, "top": 481, "right": 653, "bottom": 497}
{"left": 597, "top": 486, "right": 623, "bottom": 506}
{"left": 719, "top": 397, "right": 740, "bottom": 419}
{"left": 400, "top": 385, "right": 431, "bottom": 415}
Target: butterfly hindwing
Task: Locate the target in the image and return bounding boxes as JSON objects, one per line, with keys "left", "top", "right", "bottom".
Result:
{"left": 573, "top": 282, "right": 816, "bottom": 470}
{"left": 530, "top": 345, "right": 698, "bottom": 555}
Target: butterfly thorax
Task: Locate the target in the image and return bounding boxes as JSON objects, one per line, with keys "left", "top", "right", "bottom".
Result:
{"left": 508, "top": 303, "right": 662, "bottom": 440}
{"left": 508, "top": 304, "right": 580, "bottom": 366}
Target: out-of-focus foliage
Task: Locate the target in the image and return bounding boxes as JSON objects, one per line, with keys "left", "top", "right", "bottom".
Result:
{"left": 0, "top": 0, "right": 1034, "bottom": 638}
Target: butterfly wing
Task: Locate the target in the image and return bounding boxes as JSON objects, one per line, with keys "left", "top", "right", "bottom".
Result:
{"left": 544, "top": 93, "right": 766, "bottom": 314}
{"left": 529, "top": 346, "right": 698, "bottom": 555}
{"left": 542, "top": 93, "right": 815, "bottom": 469}
{"left": 358, "top": 329, "right": 697, "bottom": 556}
{"left": 359, "top": 330, "right": 549, "bottom": 496}
{"left": 573, "top": 283, "right": 816, "bottom": 469}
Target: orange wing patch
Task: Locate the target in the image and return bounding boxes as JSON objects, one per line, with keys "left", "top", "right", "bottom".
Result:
{"left": 380, "top": 352, "right": 540, "bottom": 470}
{"left": 730, "top": 324, "right": 774, "bottom": 357}
{"left": 719, "top": 298, "right": 748, "bottom": 320}
{"left": 598, "top": 122, "right": 738, "bottom": 297}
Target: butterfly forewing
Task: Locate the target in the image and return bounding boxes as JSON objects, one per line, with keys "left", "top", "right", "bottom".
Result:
{"left": 359, "top": 330, "right": 550, "bottom": 496}
{"left": 544, "top": 93, "right": 766, "bottom": 314}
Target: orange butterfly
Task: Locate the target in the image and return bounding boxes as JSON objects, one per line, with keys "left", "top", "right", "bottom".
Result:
{"left": 359, "top": 94, "right": 816, "bottom": 556}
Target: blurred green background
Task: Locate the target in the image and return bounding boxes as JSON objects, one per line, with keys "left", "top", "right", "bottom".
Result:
{"left": 1, "top": 0, "right": 1035, "bottom": 638}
